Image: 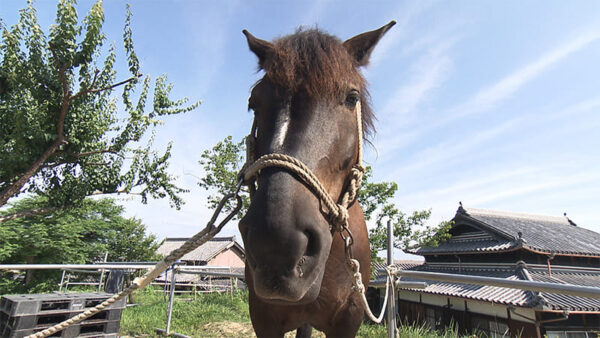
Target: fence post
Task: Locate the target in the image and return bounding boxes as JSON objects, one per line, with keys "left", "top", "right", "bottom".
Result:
{"left": 387, "top": 219, "right": 396, "bottom": 338}
{"left": 166, "top": 265, "right": 177, "bottom": 335}
{"left": 97, "top": 252, "right": 108, "bottom": 292}
{"left": 58, "top": 270, "right": 66, "bottom": 292}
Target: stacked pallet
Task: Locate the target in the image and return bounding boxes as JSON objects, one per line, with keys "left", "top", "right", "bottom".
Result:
{"left": 0, "top": 293, "right": 125, "bottom": 338}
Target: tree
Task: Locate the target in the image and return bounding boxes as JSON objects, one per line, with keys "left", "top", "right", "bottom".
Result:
{"left": 198, "top": 136, "right": 451, "bottom": 264}
{"left": 0, "top": 0, "right": 199, "bottom": 219}
{"left": 0, "top": 195, "right": 160, "bottom": 293}
{"left": 198, "top": 135, "right": 250, "bottom": 220}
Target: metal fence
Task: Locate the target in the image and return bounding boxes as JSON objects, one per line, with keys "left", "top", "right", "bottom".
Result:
{"left": 0, "top": 263, "right": 245, "bottom": 294}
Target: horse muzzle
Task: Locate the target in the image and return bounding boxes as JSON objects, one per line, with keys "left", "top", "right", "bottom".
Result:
{"left": 239, "top": 171, "right": 333, "bottom": 304}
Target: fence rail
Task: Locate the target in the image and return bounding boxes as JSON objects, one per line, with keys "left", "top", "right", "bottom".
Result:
{"left": 0, "top": 263, "right": 245, "bottom": 294}
{"left": 392, "top": 270, "right": 600, "bottom": 299}
{"left": 0, "top": 263, "right": 232, "bottom": 270}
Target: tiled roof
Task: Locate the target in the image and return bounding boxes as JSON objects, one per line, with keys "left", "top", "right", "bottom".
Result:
{"left": 372, "top": 260, "right": 423, "bottom": 274}
{"left": 396, "top": 264, "right": 535, "bottom": 307}
{"left": 527, "top": 268, "right": 600, "bottom": 311}
{"left": 410, "top": 206, "right": 600, "bottom": 256}
{"left": 156, "top": 236, "right": 244, "bottom": 263}
{"left": 386, "top": 263, "right": 600, "bottom": 312}
{"left": 463, "top": 207, "right": 600, "bottom": 256}
{"left": 410, "top": 238, "right": 513, "bottom": 254}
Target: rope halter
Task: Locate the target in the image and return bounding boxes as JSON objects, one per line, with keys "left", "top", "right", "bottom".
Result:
{"left": 239, "top": 101, "right": 365, "bottom": 232}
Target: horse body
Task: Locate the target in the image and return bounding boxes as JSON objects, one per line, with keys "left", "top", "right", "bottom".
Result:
{"left": 239, "top": 22, "right": 394, "bottom": 337}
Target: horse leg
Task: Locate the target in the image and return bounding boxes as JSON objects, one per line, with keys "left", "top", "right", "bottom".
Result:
{"left": 248, "top": 289, "right": 289, "bottom": 337}
{"left": 323, "top": 296, "right": 364, "bottom": 338}
{"left": 295, "top": 323, "right": 312, "bottom": 338}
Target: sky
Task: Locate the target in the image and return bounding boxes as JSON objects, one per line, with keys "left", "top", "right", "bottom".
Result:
{"left": 2, "top": 0, "right": 600, "bottom": 260}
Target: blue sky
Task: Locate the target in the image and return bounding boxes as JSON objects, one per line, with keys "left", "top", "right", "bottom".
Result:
{"left": 3, "top": 1, "right": 600, "bottom": 259}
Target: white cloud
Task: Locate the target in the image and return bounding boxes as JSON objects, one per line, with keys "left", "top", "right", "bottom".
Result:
{"left": 380, "top": 37, "right": 456, "bottom": 125}
{"left": 378, "top": 26, "right": 600, "bottom": 160}
{"left": 368, "top": 0, "right": 440, "bottom": 68}
{"left": 442, "top": 27, "right": 600, "bottom": 124}
{"left": 385, "top": 116, "right": 522, "bottom": 179}
{"left": 469, "top": 171, "right": 600, "bottom": 206}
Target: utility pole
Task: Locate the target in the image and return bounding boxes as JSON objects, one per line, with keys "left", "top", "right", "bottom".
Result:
{"left": 387, "top": 219, "right": 396, "bottom": 338}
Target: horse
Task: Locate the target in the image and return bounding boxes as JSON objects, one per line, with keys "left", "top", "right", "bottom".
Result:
{"left": 238, "top": 22, "right": 395, "bottom": 337}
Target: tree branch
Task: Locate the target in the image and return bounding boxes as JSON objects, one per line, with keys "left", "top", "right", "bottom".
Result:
{"left": 90, "top": 73, "right": 142, "bottom": 93}
{"left": 0, "top": 47, "right": 71, "bottom": 208}
{"left": 91, "top": 189, "right": 140, "bottom": 196}
{"left": 71, "top": 73, "right": 142, "bottom": 100}
{"left": 0, "top": 206, "right": 64, "bottom": 223}
{"left": 70, "top": 69, "right": 100, "bottom": 100}
{"left": 64, "top": 148, "right": 118, "bottom": 157}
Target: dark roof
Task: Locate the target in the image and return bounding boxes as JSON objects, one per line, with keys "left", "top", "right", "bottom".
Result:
{"left": 156, "top": 236, "right": 245, "bottom": 263}
{"left": 410, "top": 206, "right": 600, "bottom": 257}
{"left": 527, "top": 268, "right": 600, "bottom": 312}
{"left": 372, "top": 260, "right": 423, "bottom": 274}
{"left": 385, "top": 263, "right": 600, "bottom": 312}
{"left": 391, "top": 264, "right": 535, "bottom": 307}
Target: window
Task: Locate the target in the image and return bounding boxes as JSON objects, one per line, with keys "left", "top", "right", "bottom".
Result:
{"left": 471, "top": 316, "right": 510, "bottom": 337}
{"left": 489, "top": 321, "right": 509, "bottom": 338}
{"left": 425, "top": 307, "right": 442, "bottom": 330}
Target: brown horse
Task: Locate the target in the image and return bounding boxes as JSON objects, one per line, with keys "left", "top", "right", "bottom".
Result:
{"left": 238, "top": 22, "right": 395, "bottom": 337}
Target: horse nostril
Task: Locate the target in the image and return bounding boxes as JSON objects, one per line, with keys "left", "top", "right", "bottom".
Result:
{"left": 303, "top": 229, "right": 321, "bottom": 257}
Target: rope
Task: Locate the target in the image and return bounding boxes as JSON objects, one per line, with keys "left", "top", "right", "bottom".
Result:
{"left": 31, "top": 100, "right": 378, "bottom": 337}
{"left": 240, "top": 101, "right": 389, "bottom": 322}
{"left": 26, "top": 192, "right": 242, "bottom": 338}
{"left": 349, "top": 259, "right": 393, "bottom": 324}
{"left": 241, "top": 102, "right": 365, "bottom": 232}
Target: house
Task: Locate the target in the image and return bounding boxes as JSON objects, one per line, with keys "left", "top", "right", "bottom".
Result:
{"left": 387, "top": 205, "right": 600, "bottom": 337}
{"left": 156, "top": 236, "right": 245, "bottom": 267}
{"left": 155, "top": 236, "right": 245, "bottom": 290}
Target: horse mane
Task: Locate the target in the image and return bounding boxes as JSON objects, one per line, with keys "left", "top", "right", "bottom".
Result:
{"left": 257, "top": 28, "right": 376, "bottom": 140}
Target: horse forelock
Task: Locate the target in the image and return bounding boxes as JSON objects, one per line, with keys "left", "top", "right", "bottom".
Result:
{"left": 254, "top": 28, "right": 375, "bottom": 140}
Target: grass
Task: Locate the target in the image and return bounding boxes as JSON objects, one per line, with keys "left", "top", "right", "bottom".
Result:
{"left": 121, "top": 288, "right": 251, "bottom": 337}
{"left": 120, "top": 287, "right": 468, "bottom": 337}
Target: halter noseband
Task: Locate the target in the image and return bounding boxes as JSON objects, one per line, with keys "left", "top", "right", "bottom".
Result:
{"left": 239, "top": 102, "right": 365, "bottom": 232}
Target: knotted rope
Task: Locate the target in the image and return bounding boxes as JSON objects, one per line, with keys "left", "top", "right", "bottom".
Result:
{"left": 242, "top": 153, "right": 364, "bottom": 232}
{"left": 349, "top": 258, "right": 394, "bottom": 323}
{"left": 241, "top": 101, "right": 365, "bottom": 232}
{"left": 240, "top": 101, "right": 390, "bottom": 323}
{"left": 31, "top": 100, "right": 388, "bottom": 337}
{"left": 26, "top": 192, "right": 242, "bottom": 338}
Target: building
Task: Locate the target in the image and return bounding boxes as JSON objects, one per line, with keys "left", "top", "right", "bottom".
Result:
{"left": 389, "top": 205, "right": 600, "bottom": 337}
{"left": 155, "top": 236, "right": 245, "bottom": 291}
{"left": 156, "top": 236, "right": 245, "bottom": 267}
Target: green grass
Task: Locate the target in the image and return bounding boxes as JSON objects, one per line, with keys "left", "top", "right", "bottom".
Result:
{"left": 120, "top": 287, "right": 468, "bottom": 337}
{"left": 121, "top": 288, "right": 250, "bottom": 336}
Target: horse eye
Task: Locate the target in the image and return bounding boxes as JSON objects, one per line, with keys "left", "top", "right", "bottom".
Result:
{"left": 345, "top": 91, "right": 360, "bottom": 107}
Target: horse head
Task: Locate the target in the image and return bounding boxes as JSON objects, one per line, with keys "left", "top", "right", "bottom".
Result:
{"left": 239, "top": 22, "right": 395, "bottom": 305}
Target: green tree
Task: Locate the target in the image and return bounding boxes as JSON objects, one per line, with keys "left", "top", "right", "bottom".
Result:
{"left": 198, "top": 136, "right": 250, "bottom": 220}
{"left": 0, "top": 0, "right": 199, "bottom": 219}
{"left": 0, "top": 195, "right": 160, "bottom": 293}
{"left": 198, "top": 136, "right": 451, "bottom": 263}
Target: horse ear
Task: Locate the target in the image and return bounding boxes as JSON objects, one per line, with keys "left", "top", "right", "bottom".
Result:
{"left": 343, "top": 21, "right": 396, "bottom": 66}
{"left": 243, "top": 30, "right": 274, "bottom": 69}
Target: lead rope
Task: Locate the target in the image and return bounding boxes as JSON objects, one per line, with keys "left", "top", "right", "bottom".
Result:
{"left": 241, "top": 101, "right": 391, "bottom": 323}
{"left": 33, "top": 103, "right": 388, "bottom": 338}
{"left": 26, "top": 191, "right": 243, "bottom": 338}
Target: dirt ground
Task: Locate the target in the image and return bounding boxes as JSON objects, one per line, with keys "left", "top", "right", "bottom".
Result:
{"left": 201, "top": 322, "right": 326, "bottom": 337}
